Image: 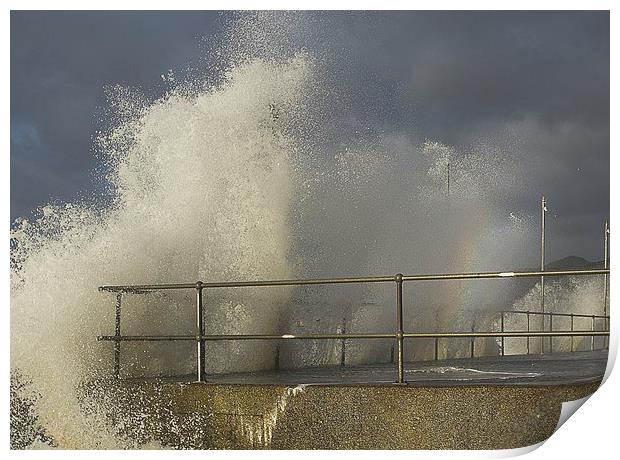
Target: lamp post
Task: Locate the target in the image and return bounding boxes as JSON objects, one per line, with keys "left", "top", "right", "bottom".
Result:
{"left": 540, "top": 196, "right": 547, "bottom": 353}
{"left": 603, "top": 220, "right": 609, "bottom": 349}
{"left": 604, "top": 220, "right": 609, "bottom": 317}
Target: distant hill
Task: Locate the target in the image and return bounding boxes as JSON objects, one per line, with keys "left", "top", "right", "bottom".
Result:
{"left": 505, "top": 255, "right": 606, "bottom": 308}
{"left": 545, "top": 256, "right": 604, "bottom": 271}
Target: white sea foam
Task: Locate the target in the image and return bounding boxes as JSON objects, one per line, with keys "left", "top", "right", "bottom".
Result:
{"left": 10, "top": 12, "right": 573, "bottom": 448}
{"left": 10, "top": 44, "right": 311, "bottom": 449}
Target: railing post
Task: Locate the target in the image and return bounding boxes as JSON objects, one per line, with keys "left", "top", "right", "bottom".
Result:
{"left": 570, "top": 313, "right": 574, "bottom": 352}
{"left": 196, "top": 281, "right": 206, "bottom": 382}
{"left": 549, "top": 313, "right": 553, "bottom": 354}
{"left": 434, "top": 310, "right": 439, "bottom": 361}
{"left": 340, "top": 317, "right": 346, "bottom": 367}
{"left": 470, "top": 323, "right": 475, "bottom": 358}
{"left": 395, "top": 274, "right": 405, "bottom": 384}
{"left": 500, "top": 311, "right": 505, "bottom": 356}
{"left": 526, "top": 311, "right": 530, "bottom": 355}
{"left": 591, "top": 315, "right": 595, "bottom": 351}
{"left": 114, "top": 292, "right": 122, "bottom": 379}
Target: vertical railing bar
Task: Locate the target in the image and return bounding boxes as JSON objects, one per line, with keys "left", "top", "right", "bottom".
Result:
{"left": 395, "top": 274, "right": 405, "bottom": 384}
{"left": 526, "top": 311, "right": 530, "bottom": 355}
{"left": 196, "top": 281, "right": 206, "bottom": 382}
{"left": 470, "top": 323, "right": 475, "bottom": 358}
{"left": 340, "top": 317, "right": 346, "bottom": 367}
{"left": 591, "top": 315, "right": 595, "bottom": 351}
{"left": 434, "top": 310, "right": 439, "bottom": 361}
{"left": 540, "top": 312, "right": 544, "bottom": 354}
{"left": 549, "top": 313, "right": 553, "bottom": 354}
{"left": 606, "top": 316, "right": 609, "bottom": 350}
{"left": 114, "top": 292, "right": 122, "bottom": 379}
{"left": 570, "top": 313, "right": 574, "bottom": 352}
{"left": 500, "top": 312, "right": 505, "bottom": 356}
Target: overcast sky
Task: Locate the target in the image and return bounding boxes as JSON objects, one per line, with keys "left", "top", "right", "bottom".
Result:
{"left": 10, "top": 11, "right": 609, "bottom": 261}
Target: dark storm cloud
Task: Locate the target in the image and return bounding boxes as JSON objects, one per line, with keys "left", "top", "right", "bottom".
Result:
{"left": 399, "top": 12, "right": 608, "bottom": 126}
{"left": 10, "top": 11, "right": 609, "bottom": 260}
{"left": 297, "top": 11, "right": 609, "bottom": 261}
{"left": 10, "top": 11, "right": 221, "bottom": 219}
{"left": 311, "top": 11, "right": 609, "bottom": 136}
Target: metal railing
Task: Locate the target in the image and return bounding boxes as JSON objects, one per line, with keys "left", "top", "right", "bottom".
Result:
{"left": 98, "top": 268, "right": 610, "bottom": 384}
{"left": 501, "top": 310, "right": 609, "bottom": 355}
{"left": 427, "top": 310, "right": 610, "bottom": 361}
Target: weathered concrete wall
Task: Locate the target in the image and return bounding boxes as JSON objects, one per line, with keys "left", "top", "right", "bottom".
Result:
{"left": 97, "top": 380, "right": 600, "bottom": 449}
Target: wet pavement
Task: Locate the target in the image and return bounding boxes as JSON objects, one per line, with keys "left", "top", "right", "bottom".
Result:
{"left": 198, "top": 350, "right": 608, "bottom": 386}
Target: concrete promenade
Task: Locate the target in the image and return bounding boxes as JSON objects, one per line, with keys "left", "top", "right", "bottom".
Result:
{"left": 101, "top": 350, "right": 607, "bottom": 449}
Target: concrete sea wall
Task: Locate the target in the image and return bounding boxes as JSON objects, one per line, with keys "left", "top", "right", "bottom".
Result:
{"left": 95, "top": 380, "right": 600, "bottom": 449}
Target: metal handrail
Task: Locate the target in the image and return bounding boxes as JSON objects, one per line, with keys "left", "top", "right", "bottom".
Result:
{"left": 501, "top": 309, "right": 610, "bottom": 354}
{"left": 505, "top": 310, "right": 609, "bottom": 319}
{"left": 98, "top": 268, "right": 610, "bottom": 384}
{"left": 98, "top": 331, "right": 609, "bottom": 341}
{"left": 98, "top": 269, "right": 610, "bottom": 292}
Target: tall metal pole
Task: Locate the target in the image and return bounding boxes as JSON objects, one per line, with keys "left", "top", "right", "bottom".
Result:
{"left": 541, "top": 195, "right": 546, "bottom": 353}
{"left": 603, "top": 220, "right": 609, "bottom": 316}
{"left": 447, "top": 162, "right": 450, "bottom": 197}
{"left": 395, "top": 274, "right": 405, "bottom": 384}
{"left": 195, "top": 281, "right": 206, "bottom": 382}
{"left": 603, "top": 220, "right": 609, "bottom": 348}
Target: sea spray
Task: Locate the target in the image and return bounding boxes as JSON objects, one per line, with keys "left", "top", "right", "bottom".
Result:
{"left": 10, "top": 54, "right": 313, "bottom": 447}
{"left": 10, "top": 12, "right": 565, "bottom": 448}
{"left": 237, "top": 384, "right": 308, "bottom": 448}
{"left": 503, "top": 276, "right": 607, "bottom": 355}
